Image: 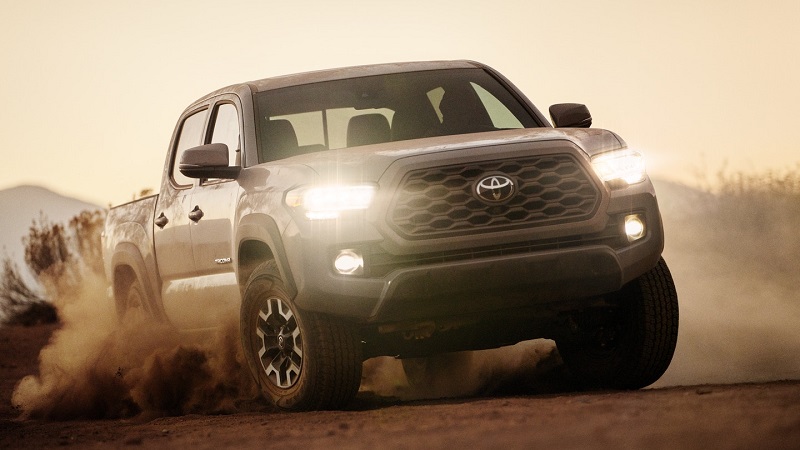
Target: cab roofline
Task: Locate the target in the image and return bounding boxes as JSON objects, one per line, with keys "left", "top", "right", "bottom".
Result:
{"left": 248, "top": 60, "right": 483, "bottom": 93}
{"left": 188, "top": 60, "right": 486, "bottom": 107}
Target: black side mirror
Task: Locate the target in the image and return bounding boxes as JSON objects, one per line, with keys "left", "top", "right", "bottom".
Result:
{"left": 549, "top": 103, "right": 592, "bottom": 128}
{"left": 179, "top": 143, "right": 241, "bottom": 179}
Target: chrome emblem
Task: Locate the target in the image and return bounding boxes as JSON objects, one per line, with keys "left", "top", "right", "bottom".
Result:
{"left": 475, "top": 175, "right": 516, "bottom": 203}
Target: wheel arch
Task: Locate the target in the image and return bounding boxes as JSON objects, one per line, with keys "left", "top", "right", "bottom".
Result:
{"left": 237, "top": 213, "right": 297, "bottom": 298}
{"left": 110, "top": 242, "right": 164, "bottom": 320}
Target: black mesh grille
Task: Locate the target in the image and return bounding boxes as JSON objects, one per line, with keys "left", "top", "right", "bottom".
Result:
{"left": 389, "top": 154, "right": 600, "bottom": 238}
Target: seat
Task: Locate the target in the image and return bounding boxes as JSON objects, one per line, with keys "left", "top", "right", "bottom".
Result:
{"left": 261, "top": 119, "right": 299, "bottom": 162}
{"left": 347, "top": 114, "right": 391, "bottom": 147}
{"left": 438, "top": 86, "right": 494, "bottom": 136}
{"left": 391, "top": 106, "right": 440, "bottom": 141}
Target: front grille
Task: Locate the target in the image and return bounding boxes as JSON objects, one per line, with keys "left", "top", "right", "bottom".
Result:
{"left": 389, "top": 154, "right": 600, "bottom": 239}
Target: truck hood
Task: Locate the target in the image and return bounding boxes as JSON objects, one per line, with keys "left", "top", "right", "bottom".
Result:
{"left": 293, "top": 128, "right": 626, "bottom": 183}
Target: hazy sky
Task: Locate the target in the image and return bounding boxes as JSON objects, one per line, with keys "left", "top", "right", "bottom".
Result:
{"left": 2, "top": 0, "right": 798, "bottom": 206}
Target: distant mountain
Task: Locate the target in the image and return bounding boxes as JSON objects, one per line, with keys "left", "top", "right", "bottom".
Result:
{"left": 0, "top": 185, "right": 102, "bottom": 270}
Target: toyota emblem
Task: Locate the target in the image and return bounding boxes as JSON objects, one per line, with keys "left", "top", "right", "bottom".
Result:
{"left": 475, "top": 175, "right": 516, "bottom": 203}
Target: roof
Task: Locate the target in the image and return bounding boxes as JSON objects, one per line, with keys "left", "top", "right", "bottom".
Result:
{"left": 189, "top": 60, "right": 484, "bottom": 106}
{"left": 247, "top": 60, "right": 482, "bottom": 93}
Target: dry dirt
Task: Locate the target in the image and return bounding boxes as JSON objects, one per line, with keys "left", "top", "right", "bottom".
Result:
{"left": 1, "top": 324, "right": 799, "bottom": 449}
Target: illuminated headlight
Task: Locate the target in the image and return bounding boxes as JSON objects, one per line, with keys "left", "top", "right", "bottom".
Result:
{"left": 624, "top": 214, "right": 646, "bottom": 242}
{"left": 334, "top": 249, "right": 364, "bottom": 275}
{"left": 285, "top": 184, "right": 376, "bottom": 220}
{"left": 591, "top": 149, "right": 646, "bottom": 186}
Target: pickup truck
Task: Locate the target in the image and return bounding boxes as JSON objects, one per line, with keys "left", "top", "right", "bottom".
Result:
{"left": 102, "top": 60, "right": 679, "bottom": 411}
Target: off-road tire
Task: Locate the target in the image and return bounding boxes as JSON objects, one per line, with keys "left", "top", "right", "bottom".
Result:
{"left": 240, "top": 261, "right": 362, "bottom": 411}
{"left": 557, "top": 257, "right": 679, "bottom": 389}
{"left": 116, "top": 271, "right": 149, "bottom": 321}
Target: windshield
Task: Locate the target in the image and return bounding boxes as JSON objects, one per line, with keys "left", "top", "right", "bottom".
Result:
{"left": 254, "top": 68, "right": 539, "bottom": 163}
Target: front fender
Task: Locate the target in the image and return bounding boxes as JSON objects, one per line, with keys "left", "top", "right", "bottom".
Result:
{"left": 236, "top": 213, "right": 297, "bottom": 298}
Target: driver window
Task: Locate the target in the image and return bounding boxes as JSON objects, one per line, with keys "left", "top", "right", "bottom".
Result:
{"left": 210, "top": 103, "right": 240, "bottom": 166}
{"left": 172, "top": 109, "right": 207, "bottom": 187}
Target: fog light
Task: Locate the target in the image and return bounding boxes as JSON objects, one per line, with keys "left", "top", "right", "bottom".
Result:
{"left": 334, "top": 250, "right": 364, "bottom": 275}
{"left": 624, "top": 215, "right": 646, "bottom": 242}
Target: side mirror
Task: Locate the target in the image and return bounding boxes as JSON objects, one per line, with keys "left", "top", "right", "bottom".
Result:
{"left": 549, "top": 103, "right": 592, "bottom": 128}
{"left": 179, "top": 143, "right": 241, "bottom": 179}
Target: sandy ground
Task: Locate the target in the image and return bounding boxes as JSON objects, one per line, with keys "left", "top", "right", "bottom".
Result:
{"left": 1, "top": 324, "right": 799, "bottom": 449}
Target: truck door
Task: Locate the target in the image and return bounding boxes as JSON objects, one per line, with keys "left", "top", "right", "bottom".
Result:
{"left": 153, "top": 107, "right": 206, "bottom": 327}
{"left": 184, "top": 100, "right": 243, "bottom": 328}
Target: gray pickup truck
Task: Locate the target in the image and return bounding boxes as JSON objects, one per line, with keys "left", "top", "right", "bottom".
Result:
{"left": 102, "top": 60, "right": 678, "bottom": 411}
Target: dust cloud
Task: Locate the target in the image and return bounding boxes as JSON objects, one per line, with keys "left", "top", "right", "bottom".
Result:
{"left": 13, "top": 177, "right": 800, "bottom": 418}
{"left": 11, "top": 270, "right": 261, "bottom": 419}
{"left": 361, "top": 178, "right": 800, "bottom": 398}
{"left": 360, "top": 341, "right": 572, "bottom": 400}
{"left": 653, "top": 179, "right": 800, "bottom": 386}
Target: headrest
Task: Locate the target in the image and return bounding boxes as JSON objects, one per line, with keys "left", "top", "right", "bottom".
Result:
{"left": 262, "top": 119, "right": 299, "bottom": 161}
{"left": 347, "top": 114, "right": 391, "bottom": 147}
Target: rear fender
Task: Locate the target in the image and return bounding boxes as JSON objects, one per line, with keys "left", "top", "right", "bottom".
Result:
{"left": 111, "top": 242, "right": 165, "bottom": 320}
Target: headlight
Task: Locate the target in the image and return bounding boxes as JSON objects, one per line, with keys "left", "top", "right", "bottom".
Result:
{"left": 285, "top": 184, "right": 376, "bottom": 219}
{"left": 591, "top": 149, "right": 646, "bottom": 186}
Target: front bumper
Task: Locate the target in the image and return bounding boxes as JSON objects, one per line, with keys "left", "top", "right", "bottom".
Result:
{"left": 283, "top": 187, "right": 663, "bottom": 324}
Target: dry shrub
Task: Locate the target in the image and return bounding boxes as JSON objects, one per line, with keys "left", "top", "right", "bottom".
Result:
{"left": 0, "top": 257, "right": 55, "bottom": 326}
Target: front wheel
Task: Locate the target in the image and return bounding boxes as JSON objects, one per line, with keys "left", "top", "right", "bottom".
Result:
{"left": 240, "top": 261, "right": 362, "bottom": 411}
{"left": 557, "top": 257, "right": 679, "bottom": 389}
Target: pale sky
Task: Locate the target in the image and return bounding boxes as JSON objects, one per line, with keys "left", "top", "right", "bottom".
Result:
{"left": 2, "top": 0, "right": 798, "bottom": 206}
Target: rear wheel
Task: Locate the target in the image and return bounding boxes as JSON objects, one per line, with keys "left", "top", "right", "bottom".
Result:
{"left": 557, "top": 257, "right": 679, "bottom": 389}
{"left": 115, "top": 270, "right": 150, "bottom": 321}
{"left": 240, "top": 261, "right": 362, "bottom": 410}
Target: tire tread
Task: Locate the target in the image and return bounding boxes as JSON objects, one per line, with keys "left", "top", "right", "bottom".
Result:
{"left": 241, "top": 261, "right": 362, "bottom": 411}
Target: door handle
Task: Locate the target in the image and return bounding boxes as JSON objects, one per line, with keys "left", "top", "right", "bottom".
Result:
{"left": 188, "top": 205, "right": 204, "bottom": 222}
{"left": 155, "top": 212, "right": 169, "bottom": 228}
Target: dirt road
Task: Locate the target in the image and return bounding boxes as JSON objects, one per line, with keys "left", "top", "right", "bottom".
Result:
{"left": 2, "top": 324, "right": 799, "bottom": 449}
{"left": 4, "top": 381, "right": 800, "bottom": 449}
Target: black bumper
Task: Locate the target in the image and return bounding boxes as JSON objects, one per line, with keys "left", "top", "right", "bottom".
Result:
{"left": 286, "top": 223, "right": 662, "bottom": 324}
{"left": 284, "top": 181, "right": 664, "bottom": 324}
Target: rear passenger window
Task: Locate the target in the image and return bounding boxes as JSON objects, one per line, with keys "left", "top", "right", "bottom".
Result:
{"left": 172, "top": 109, "right": 207, "bottom": 187}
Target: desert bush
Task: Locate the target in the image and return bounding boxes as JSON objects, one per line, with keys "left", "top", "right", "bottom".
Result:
{"left": 68, "top": 210, "right": 105, "bottom": 277}
{"left": 0, "top": 257, "right": 57, "bottom": 326}
{"left": 1, "top": 209, "right": 105, "bottom": 325}
{"left": 23, "top": 214, "right": 72, "bottom": 280}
